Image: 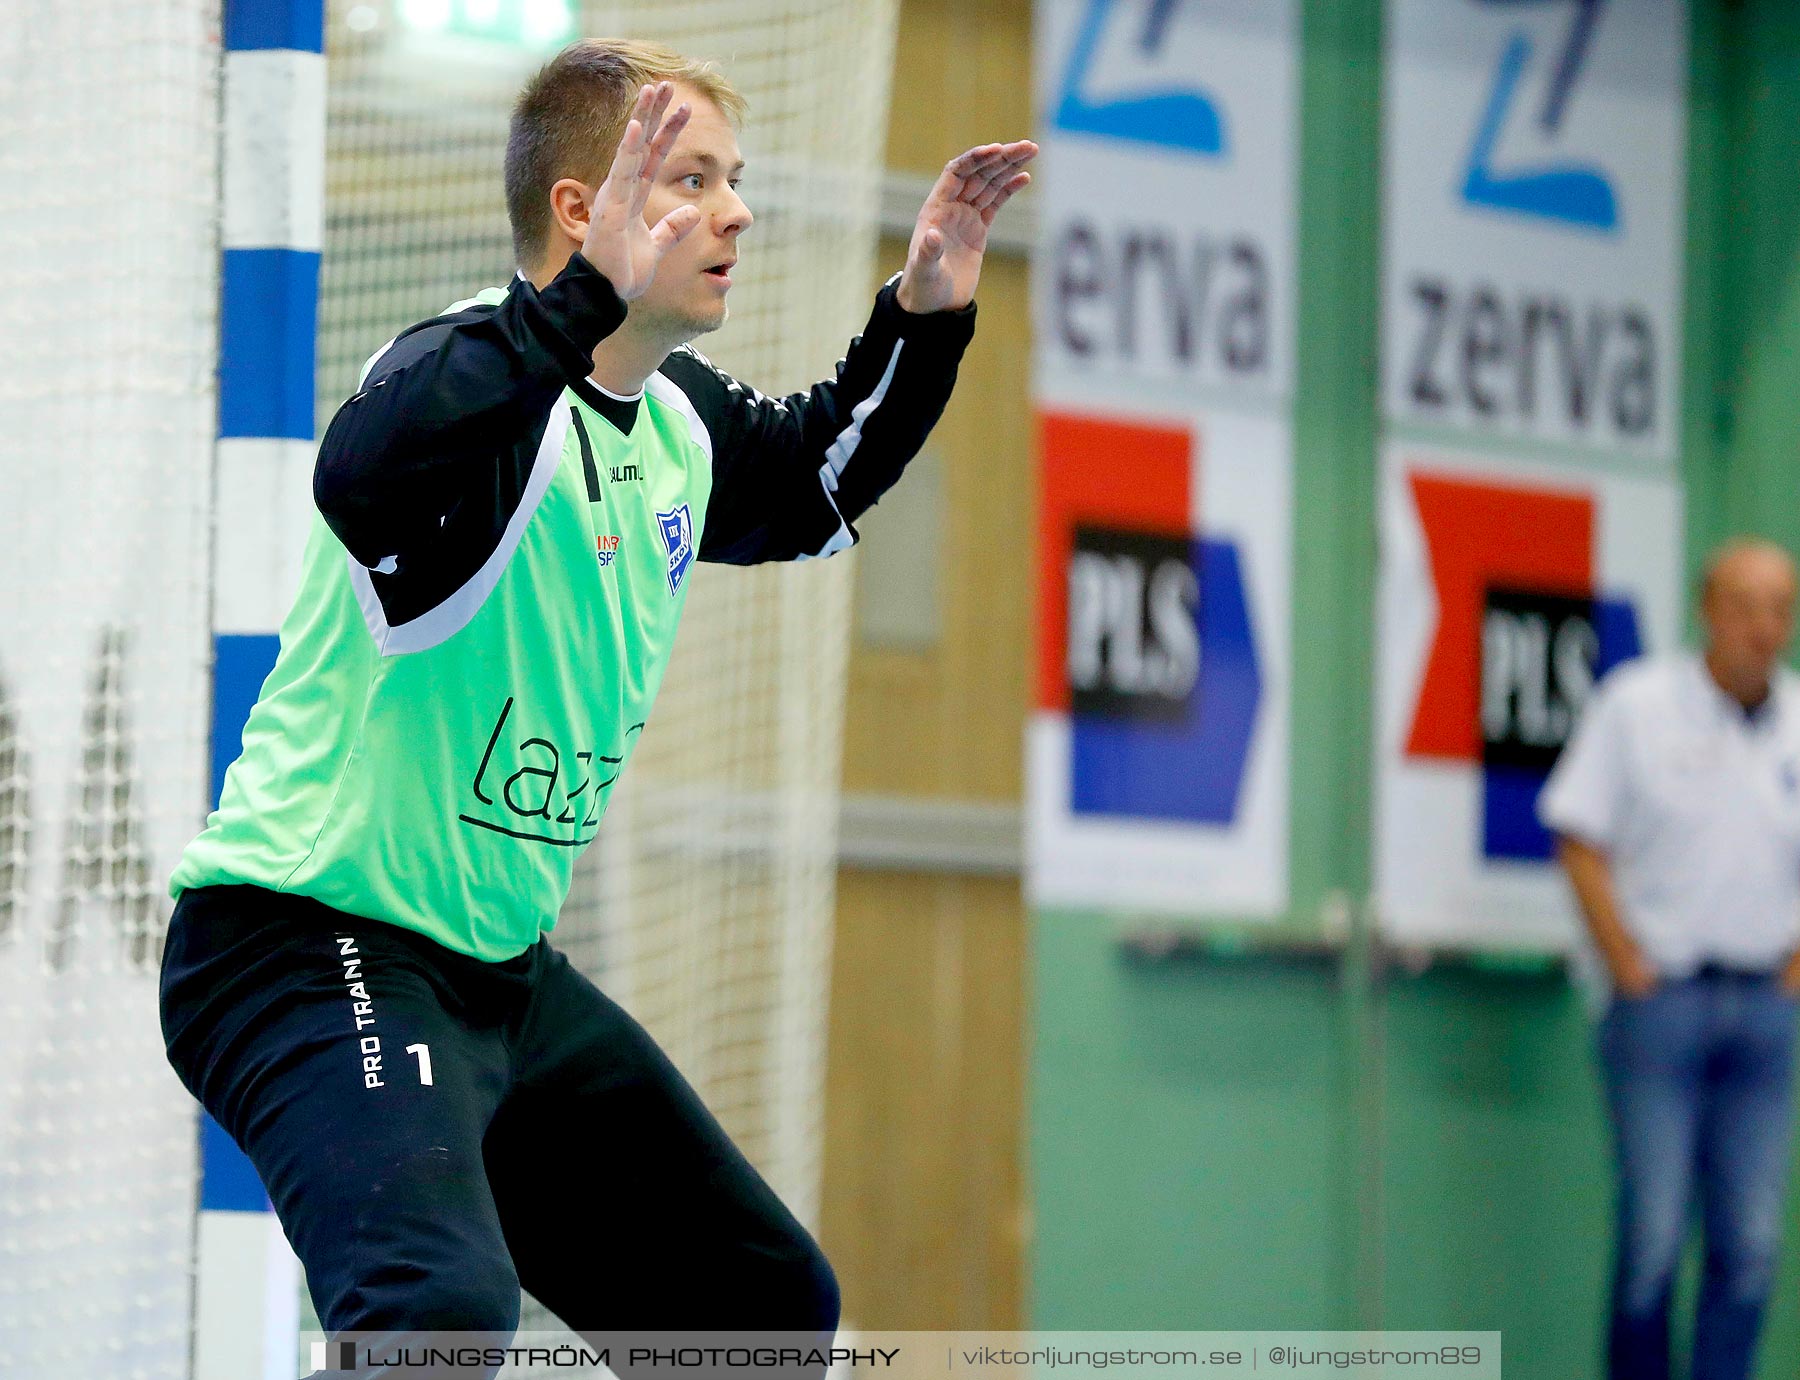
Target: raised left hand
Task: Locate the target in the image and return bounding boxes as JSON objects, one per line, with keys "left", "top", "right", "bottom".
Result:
{"left": 896, "top": 140, "right": 1037, "bottom": 314}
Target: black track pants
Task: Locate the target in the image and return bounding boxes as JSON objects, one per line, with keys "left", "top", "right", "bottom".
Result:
{"left": 160, "top": 884, "right": 838, "bottom": 1378}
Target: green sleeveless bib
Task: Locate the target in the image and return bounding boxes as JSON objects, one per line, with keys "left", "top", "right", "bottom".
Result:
{"left": 172, "top": 297, "right": 714, "bottom": 960}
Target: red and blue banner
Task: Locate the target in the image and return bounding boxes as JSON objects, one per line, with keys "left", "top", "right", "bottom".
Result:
{"left": 1400, "top": 472, "right": 1640, "bottom": 861}
{"left": 1034, "top": 413, "right": 1262, "bottom": 826}
{"left": 1374, "top": 449, "right": 1681, "bottom": 950}
{"left": 1027, "top": 407, "right": 1291, "bottom": 919}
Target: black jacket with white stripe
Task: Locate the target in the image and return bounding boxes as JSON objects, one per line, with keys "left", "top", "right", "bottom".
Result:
{"left": 314, "top": 251, "right": 976, "bottom": 601}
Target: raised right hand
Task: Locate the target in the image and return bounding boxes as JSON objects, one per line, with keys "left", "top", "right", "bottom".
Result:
{"left": 581, "top": 82, "right": 702, "bottom": 302}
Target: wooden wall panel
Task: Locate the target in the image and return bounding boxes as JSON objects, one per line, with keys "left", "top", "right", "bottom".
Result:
{"left": 886, "top": 0, "right": 1036, "bottom": 174}
{"left": 819, "top": 0, "right": 1034, "bottom": 1332}
{"left": 839, "top": 241, "right": 1031, "bottom": 802}
{"left": 821, "top": 869, "right": 1028, "bottom": 1328}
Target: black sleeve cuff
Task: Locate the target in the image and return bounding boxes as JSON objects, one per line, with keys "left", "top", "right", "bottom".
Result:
{"left": 873, "top": 276, "right": 979, "bottom": 349}
{"left": 517, "top": 253, "right": 629, "bottom": 378}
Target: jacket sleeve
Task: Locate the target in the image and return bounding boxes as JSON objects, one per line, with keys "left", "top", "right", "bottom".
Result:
{"left": 312, "top": 253, "right": 627, "bottom": 569}
{"left": 662, "top": 278, "right": 977, "bottom": 566}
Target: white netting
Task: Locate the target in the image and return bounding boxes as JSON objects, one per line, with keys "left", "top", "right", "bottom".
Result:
{"left": 0, "top": 1, "right": 219, "bottom": 1376}
{"left": 1, "top": 0, "right": 890, "bottom": 1368}
{"left": 319, "top": 0, "right": 897, "bottom": 1331}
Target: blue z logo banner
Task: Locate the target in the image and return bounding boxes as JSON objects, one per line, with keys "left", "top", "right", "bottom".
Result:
{"left": 1052, "top": 0, "right": 1226, "bottom": 155}
{"left": 657, "top": 504, "right": 694, "bottom": 596}
{"left": 1460, "top": 0, "right": 1618, "bottom": 231}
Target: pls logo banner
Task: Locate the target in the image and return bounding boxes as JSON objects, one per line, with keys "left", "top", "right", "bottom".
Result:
{"left": 1374, "top": 447, "right": 1681, "bottom": 949}
{"left": 1026, "top": 408, "right": 1291, "bottom": 918}
{"left": 1403, "top": 472, "right": 1640, "bottom": 861}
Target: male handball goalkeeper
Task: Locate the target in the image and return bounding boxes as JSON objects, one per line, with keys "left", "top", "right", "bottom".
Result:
{"left": 160, "top": 37, "right": 1032, "bottom": 1368}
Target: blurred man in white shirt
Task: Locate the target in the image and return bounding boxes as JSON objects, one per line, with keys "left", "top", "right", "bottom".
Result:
{"left": 1542, "top": 539, "right": 1800, "bottom": 1380}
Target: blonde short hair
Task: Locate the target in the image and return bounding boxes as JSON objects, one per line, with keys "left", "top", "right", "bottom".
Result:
{"left": 504, "top": 38, "right": 746, "bottom": 268}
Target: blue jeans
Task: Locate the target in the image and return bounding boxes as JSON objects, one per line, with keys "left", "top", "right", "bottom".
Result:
{"left": 1598, "top": 968, "right": 1799, "bottom": 1380}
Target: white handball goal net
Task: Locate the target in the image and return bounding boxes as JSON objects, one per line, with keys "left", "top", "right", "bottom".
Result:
{"left": 0, "top": 1, "right": 219, "bottom": 1377}
{"left": 320, "top": 0, "right": 898, "bottom": 1261}
{"left": 2, "top": 0, "right": 896, "bottom": 1370}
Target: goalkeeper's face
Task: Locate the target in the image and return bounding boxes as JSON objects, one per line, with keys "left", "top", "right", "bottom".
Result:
{"left": 631, "top": 84, "right": 752, "bottom": 341}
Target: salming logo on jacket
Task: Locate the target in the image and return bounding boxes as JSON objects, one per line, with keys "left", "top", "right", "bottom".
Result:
{"left": 171, "top": 253, "right": 975, "bottom": 960}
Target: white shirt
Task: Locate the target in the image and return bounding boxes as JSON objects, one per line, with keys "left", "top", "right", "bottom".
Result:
{"left": 1540, "top": 653, "right": 1800, "bottom": 992}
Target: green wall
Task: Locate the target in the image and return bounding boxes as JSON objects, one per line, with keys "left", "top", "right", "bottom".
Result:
{"left": 1030, "top": 5, "right": 1800, "bottom": 1377}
